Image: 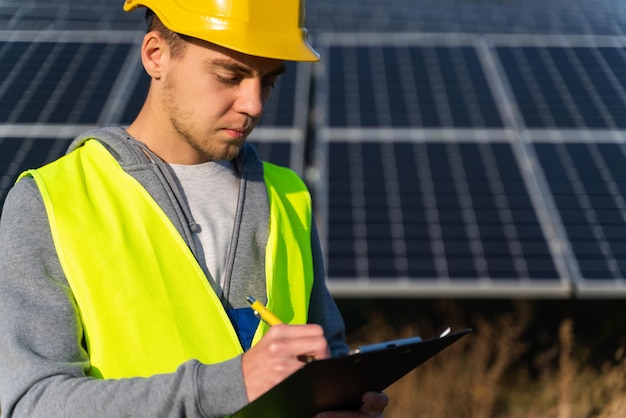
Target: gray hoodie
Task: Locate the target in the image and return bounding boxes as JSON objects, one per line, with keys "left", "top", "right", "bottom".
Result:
{"left": 0, "top": 127, "right": 347, "bottom": 418}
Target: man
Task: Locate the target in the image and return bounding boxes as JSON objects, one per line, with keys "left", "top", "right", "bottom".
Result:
{"left": 0, "top": 0, "right": 388, "bottom": 417}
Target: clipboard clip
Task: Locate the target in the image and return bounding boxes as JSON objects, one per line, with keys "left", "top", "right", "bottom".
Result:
{"left": 348, "top": 335, "right": 423, "bottom": 355}
{"left": 348, "top": 327, "right": 453, "bottom": 355}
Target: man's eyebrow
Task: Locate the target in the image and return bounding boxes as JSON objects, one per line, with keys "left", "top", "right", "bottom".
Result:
{"left": 211, "top": 59, "right": 287, "bottom": 78}
{"left": 211, "top": 59, "right": 252, "bottom": 75}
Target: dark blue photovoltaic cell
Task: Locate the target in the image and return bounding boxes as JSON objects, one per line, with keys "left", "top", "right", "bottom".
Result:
{"left": 258, "top": 61, "right": 298, "bottom": 127}
{"left": 0, "top": 137, "right": 70, "bottom": 171}
{"left": 571, "top": 48, "right": 626, "bottom": 129}
{"left": 436, "top": 49, "right": 472, "bottom": 126}
{"left": 120, "top": 70, "right": 150, "bottom": 125}
{"left": 361, "top": 142, "right": 394, "bottom": 277}
{"left": 26, "top": 43, "right": 82, "bottom": 123}
{"left": 497, "top": 46, "right": 626, "bottom": 129}
{"left": 497, "top": 47, "right": 576, "bottom": 128}
{"left": 598, "top": 48, "right": 626, "bottom": 98}
{"left": 326, "top": 142, "right": 358, "bottom": 277}
{"left": 0, "top": 42, "right": 132, "bottom": 124}
{"left": 0, "top": 137, "right": 72, "bottom": 206}
{"left": 326, "top": 140, "right": 559, "bottom": 280}
{"left": 460, "top": 48, "right": 504, "bottom": 128}
{"left": 327, "top": 47, "right": 348, "bottom": 127}
{"left": 426, "top": 142, "right": 477, "bottom": 278}
{"left": 393, "top": 145, "right": 437, "bottom": 277}
{"left": 326, "top": 46, "right": 503, "bottom": 128}
{"left": 355, "top": 47, "right": 378, "bottom": 127}
{"left": 0, "top": 42, "right": 51, "bottom": 123}
{"left": 381, "top": 47, "right": 411, "bottom": 127}
{"left": 407, "top": 47, "right": 441, "bottom": 127}
{"left": 54, "top": 43, "right": 132, "bottom": 124}
{"left": 248, "top": 142, "right": 292, "bottom": 168}
{"left": 496, "top": 47, "right": 543, "bottom": 127}
{"left": 546, "top": 47, "right": 607, "bottom": 129}
{"left": 534, "top": 142, "right": 626, "bottom": 280}
{"left": 0, "top": 41, "right": 29, "bottom": 84}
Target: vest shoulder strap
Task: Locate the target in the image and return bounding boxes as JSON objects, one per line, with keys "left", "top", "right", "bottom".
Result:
{"left": 255, "top": 162, "right": 314, "bottom": 342}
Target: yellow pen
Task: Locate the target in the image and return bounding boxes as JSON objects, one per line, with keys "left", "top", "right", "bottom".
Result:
{"left": 246, "top": 295, "right": 284, "bottom": 326}
{"left": 246, "top": 295, "right": 314, "bottom": 363}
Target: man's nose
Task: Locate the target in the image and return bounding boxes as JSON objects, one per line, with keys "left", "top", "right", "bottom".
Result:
{"left": 234, "top": 80, "right": 266, "bottom": 118}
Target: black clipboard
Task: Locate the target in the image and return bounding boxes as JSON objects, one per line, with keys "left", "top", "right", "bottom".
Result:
{"left": 229, "top": 328, "right": 472, "bottom": 417}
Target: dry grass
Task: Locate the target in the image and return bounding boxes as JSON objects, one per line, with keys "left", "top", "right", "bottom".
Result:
{"left": 345, "top": 301, "right": 626, "bottom": 418}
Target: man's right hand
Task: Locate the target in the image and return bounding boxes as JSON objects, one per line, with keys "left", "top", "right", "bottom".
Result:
{"left": 241, "top": 323, "right": 331, "bottom": 402}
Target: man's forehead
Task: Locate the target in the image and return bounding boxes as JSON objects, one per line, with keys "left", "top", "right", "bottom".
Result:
{"left": 210, "top": 58, "right": 286, "bottom": 75}
{"left": 184, "top": 34, "right": 287, "bottom": 69}
{"left": 197, "top": 44, "right": 287, "bottom": 76}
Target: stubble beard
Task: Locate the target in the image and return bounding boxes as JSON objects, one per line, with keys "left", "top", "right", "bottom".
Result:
{"left": 163, "top": 76, "right": 245, "bottom": 162}
{"left": 170, "top": 115, "right": 244, "bottom": 162}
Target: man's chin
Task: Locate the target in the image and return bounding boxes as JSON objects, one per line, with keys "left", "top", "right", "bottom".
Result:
{"left": 211, "top": 143, "right": 244, "bottom": 161}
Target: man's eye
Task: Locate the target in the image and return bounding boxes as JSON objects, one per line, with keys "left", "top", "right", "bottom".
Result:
{"left": 217, "top": 75, "right": 240, "bottom": 86}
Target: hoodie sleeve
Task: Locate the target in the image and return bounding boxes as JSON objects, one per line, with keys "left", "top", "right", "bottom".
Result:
{"left": 0, "top": 179, "right": 248, "bottom": 418}
{"left": 307, "top": 218, "right": 350, "bottom": 357}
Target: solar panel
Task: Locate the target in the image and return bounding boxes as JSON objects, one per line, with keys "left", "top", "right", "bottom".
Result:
{"left": 315, "top": 35, "right": 626, "bottom": 297}
{"left": 321, "top": 138, "right": 568, "bottom": 297}
{"left": 0, "top": 40, "right": 133, "bottom": 125}
{"left": 533, "top": 140, "right": 626, "bottom": 295}
{"left": 325, "top": 44, "right": 503, "bottom": 128}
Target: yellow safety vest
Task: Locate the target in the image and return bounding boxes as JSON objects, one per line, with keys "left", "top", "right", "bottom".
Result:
{"left": 20, "top": 139, "right": 314, "bottom": 379}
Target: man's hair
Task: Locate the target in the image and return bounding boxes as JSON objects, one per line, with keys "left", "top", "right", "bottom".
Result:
{"left": 146, "top": 9, "right": 188, "bottom": 59}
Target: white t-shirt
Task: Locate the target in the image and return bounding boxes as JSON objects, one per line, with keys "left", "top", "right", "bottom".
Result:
{"left": 169, "top": 160, "right": 239, "bottom": 296}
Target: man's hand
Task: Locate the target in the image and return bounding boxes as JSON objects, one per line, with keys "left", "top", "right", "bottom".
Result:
{"left": 241, "top": 323, "right": 330, "bottom": 401}
{"left": 314, "top": 391, "right": 390, "bottom": 417}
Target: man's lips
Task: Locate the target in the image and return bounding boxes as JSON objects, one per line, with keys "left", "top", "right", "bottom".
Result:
{"left": 223, "top": 128, "right": 247, "bottom": 139}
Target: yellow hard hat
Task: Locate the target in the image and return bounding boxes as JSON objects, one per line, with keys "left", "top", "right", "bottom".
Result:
{"left": 123, "top": 0, "right": 320, "bottom": 62}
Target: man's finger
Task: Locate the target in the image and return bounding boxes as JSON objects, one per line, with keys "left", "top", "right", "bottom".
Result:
{"left": 360, "top": 391, "right": 389, "bottom": 414}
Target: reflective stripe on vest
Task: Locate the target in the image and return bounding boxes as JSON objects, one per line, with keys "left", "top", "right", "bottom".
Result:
{"left": 21, "top": 139, "right": 313, "bottom": 379}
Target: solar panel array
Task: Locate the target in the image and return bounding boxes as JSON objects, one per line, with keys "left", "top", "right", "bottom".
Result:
{"left": 4, "top": 0, "right": 624, "bottom": 35}
{"left": 314, "top": 34, "right": 626, "bottom": 297}
{"left": 308, "top": 0, "right": 626, "bottom": 36}
{"left": 3, "top": 1, "right": 626, "bottom": 298}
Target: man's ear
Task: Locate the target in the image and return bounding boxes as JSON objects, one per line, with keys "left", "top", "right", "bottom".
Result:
{"left": 141, "top": 31, "right": 165, "bottom": 80}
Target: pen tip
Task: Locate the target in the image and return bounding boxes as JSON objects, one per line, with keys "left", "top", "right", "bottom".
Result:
{"left": 246, "top": 296, "right": 256, "bottom": 304}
